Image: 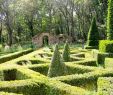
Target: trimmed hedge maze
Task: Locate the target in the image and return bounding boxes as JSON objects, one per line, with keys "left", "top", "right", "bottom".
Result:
{"left": 0, "top": 47, "right": 113, "bottom": 95}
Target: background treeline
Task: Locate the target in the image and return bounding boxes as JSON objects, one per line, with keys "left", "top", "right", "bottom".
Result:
{"left": 0, "top": 0, "right": 107, "bottom": 46}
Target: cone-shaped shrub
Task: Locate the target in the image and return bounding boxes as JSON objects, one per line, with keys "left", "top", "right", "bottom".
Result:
{"left": 47, "top": 44, "right": 67, "bottom": 77}
{"left": 87, "top": 17, "right": 99, "bottom": 48}
{"left": 62, "top": 41, "right": 70, "bottom": 62}
{"left": 107, "top": 0, "right": 113, "bottom": 40}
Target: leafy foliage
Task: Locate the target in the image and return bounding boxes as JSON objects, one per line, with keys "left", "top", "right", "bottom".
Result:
{"left": 62, "top": 41, "right": 70, "bottom": 62}
{"left": 47, "top": 44, "right": 67, "bottom": 77}
{"left": 99, "top": 40, "right": 113, "bottom": 53}
{"left": 87, "top": 17, "right": 99, "bottom": 47}
{"left": 107, "top": 0, "right": 113, "bottom": 40}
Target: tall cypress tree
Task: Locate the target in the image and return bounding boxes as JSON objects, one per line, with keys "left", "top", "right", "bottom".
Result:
{"left": 107, "top": 0, "right": 113, "bottom": 40}
{"left": 47, "top": 44, "right": 67, "bottom": 77}
{"left": 87, "top": 17, "right": 99, "bottom": 47}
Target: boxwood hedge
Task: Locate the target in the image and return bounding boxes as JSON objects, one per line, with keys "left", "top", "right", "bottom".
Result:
{"left": 97, "top": 77, "right": 113, "bottom": 95}
{"left": 0, "top": 49, "right": 33, "bottom": 64}
{"left": 99, "top": 40, "right": 113, "bottom": 53}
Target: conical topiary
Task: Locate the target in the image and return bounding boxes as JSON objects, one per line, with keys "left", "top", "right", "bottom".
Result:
{"left": 62, "top": 41, "right": 70, "bottom": 62}
{"left": 107, "top": 0, "right": 113, "bottom": 40}
{"left": 47, "top": 44, "right": 67, "bottom": 77}
{"left": 86, "top": 17, "right": 99, "bottom": 48}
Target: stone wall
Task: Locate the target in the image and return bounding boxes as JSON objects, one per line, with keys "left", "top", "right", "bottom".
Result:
{"left": 32, "top": 33, "right": 72, "bottom": 47}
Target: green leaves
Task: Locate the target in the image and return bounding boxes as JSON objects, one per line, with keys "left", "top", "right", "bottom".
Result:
{"left": 47, "top": 44, "right": 67, "bottom": 77}
{"left": 87, "top": 17, "right": 99, "bottom": 47}
{"left": 62, "top": 41, "right": 70, "bottom": 62}
{"left": 107, "top": 0, "right": 113, "bottom": 40}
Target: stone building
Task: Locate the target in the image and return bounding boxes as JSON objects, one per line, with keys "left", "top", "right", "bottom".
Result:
{"left": 32, "top": 33, "right": 72, "bottom": 47}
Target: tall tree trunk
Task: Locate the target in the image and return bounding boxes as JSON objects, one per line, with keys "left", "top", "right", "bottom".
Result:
{"left": 6, "top": 11, "right": 13, "bottom": 46}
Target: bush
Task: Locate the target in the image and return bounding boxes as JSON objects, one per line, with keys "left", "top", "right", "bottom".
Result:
{"left": 97, "top": 77, "right": 113, "bottom": 95}
{"left": 28, "top": 64, "right": 49, "bottom": 76}
{"left": 67, "top": 59, "right": 97, "bottom": 66}
{"left": 28, "top": 62, "right": 95, "bottom": 76}
{"left": 0, "top": 92, "right": 23, "bottom": 95}
{"left": 99, "top": 40, "right": 113, "bottom": 53}
{"left": 71, "top": 53, "right": 85, "bottom": 58}
{"left": 65, "top": 63, "right": 96, "bottom": 75}
{"left": 86, "top": 17, "right": 99, "bottom": 48}
{"left": 62, "top": 42, "right": 70, "bottom": 62}
{"left": 47, "top": 44, "right": 67, "bottom": 77}
{"left": 107, "top": 0, "right": 113, "bottom": 40}
{"left": 85, "top": 46, "right": 98, "bottom": 49}
{"left": 52, "top": 69, "right": 113, "bottom": 91}
{"left": 0, "top": 48, "right": 33, "bottom": 64}
{"left": 97, "top": 52, "right": 113, "bottom": 65}
{"left": 105, "top": 58, "right": 113, "bottom": 68}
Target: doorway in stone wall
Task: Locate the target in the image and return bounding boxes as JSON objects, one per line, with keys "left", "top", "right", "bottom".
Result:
{"left": 43, "top": 36, "right": 49, "bottom": 46}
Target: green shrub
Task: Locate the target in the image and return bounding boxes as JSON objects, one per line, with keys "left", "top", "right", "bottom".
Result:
{"left": 62, "top": 42, "right": 70, "bottom": 62}
{"left": 28, "top": 64, "right": 49, "bottom": 76}
{"left": 52, "top": 69, "right": 113, "bottom": 91}
{"left": 0, "top": 48, "right": 33, "bottom": 64}
{"left": 2, "top": 68, "right": 31, "bottom": 81}
{"left": 65, "top": 63, "right": 96, "bottom": 75}
{"left": 105, "top": 58, "right": 113, "bottom": 68}
{"left": 85, "top": 46, "right": 98, "bottom": 49}
{"left": 0, "top": 67, "right": 88, "bottom": 95}
{"left": 97, "top": 52, "right": 113, "bottom": 65}
{"left": 97, "top": 77, "right": 113, "bottom": 95}
{"left": 71, "top": 53, "right": 85, "bottom": 58}
{"left": 47, "top": 44, "right": 67, "bottom": 77}
{"left": 0, "top": 92, "right": 23, "bottom": 95}
{"left": 28, "top": 63, "right": 95, "bottom": 76}
{"left": 86, "top": 17, "right": 99, "bottom": 48}
{"left": 66, "top": 59, "right": 97, "bottom": 66}
{"left": 0, "top": 79, "right": 47, "bottom": 95}
{"left": 107, "top": 0, "right": 113, "bottom": 40}
{"left": 47, "top": 79, "right": 87, "bottom": 95}
{"left": 99, "top": 40, "right": 113, "bottom": 53}
{"left": 70, "top": 56, "right": 85, "bottom": 61}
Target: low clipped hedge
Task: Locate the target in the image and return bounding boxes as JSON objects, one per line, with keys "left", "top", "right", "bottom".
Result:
{"left": 0, "top": 79, "right": 47, "bottom": 95}
{"left": 65, "top": 63, "right": 97, "bottom": 75}
{"left": 99, "top": 40, "right": 113, "bottom": 53}
{"left": 97, "top": 52, "right": 113, "bottom": 65}
{"left": 0, "top": 92, "right": 23, "bottom": 95}
{"left": 70, "top": 57, "right": 85, "bottom": 61}
{"left": 71, "top": 53, "right": 85, "bottom": 58}
{"left": 52, "top": 69, "right": 113, "bottom": 91}
{"left": 97, "top": 77, "right": 113, "bottom": 95}
{"left": 27, "top": 63, "right": 96, "bottom": 76}
{"left": 1, "top": 68, "right": 31, "bottom": 81}
{"left": 28, "top": 64, "right": 49, "bottom": 76}
{"left": 105, "top": 58, "right": 113, "bottom": 68}
{"left": 66, "top": 59, "right": 97, "bottom": 66}
{"left": 47, "top": 79, "right": 88, "bottom": 95}
{"left": 92, "top": 49, "right": 99, "bottom": 59}
{"left": 0, "top": 67, "right": 89, "bottom": 95}
{"left": 0, "top": 48, "right": 33, "bottom": 64}
{"left": 85, "top": 46, "right": 98, "bottom": 49}
{"left": 0, "top": 68, "right": 47, "bottom": 95}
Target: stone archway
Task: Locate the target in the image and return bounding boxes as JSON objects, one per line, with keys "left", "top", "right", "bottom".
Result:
{"left": 32, "top": 33, "right": 72, "bottom": 47}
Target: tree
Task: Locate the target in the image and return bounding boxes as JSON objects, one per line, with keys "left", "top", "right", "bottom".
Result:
{"left": 62, "top": 41, "right": 70, "bottom": 62}
{"left": 47, "top": 44, "right": 67, "bottom": 77}
{"left": 86, "top": 17, "right": 99, "bottom": 48}
{"left": 107, "top": 0, "right": 113, "bottom": 40}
